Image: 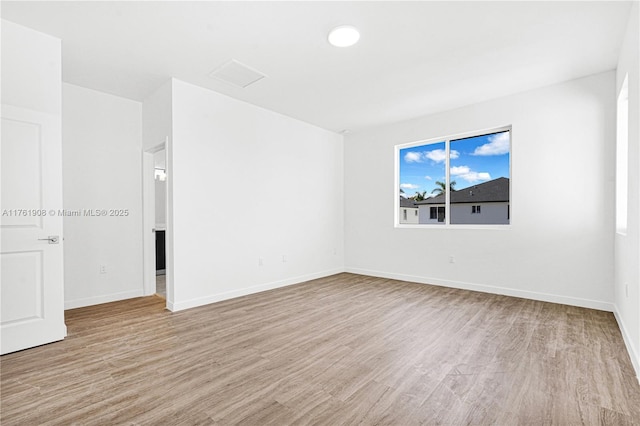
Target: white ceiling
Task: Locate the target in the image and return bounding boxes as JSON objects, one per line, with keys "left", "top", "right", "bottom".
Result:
{"left": 1, "top": 1, "right": 632, "bottom": 133}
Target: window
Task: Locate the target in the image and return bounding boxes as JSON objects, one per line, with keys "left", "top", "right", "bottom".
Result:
{"left": 616, "top": 74, "right": 628, "bottom": 234}
{"left": 398, "top": 127, "right": 510, "bottom": 226}
{"left": 429, "top": 206, "right": 445, "bottom": 222}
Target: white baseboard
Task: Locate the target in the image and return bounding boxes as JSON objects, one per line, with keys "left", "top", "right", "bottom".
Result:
{"left": 167, "top": 268, "right": 345, "bottom": 312}
{"left": 64, "top": 289, "right": 144, "bottom": 310}
{"left": 345, "top": 267, "right": 615, "bottom": 312}
{"left": 167, "top": 265, "right": 615, "bottom": 313}
{"left": 613, "top": 307, "right": 640, "bottom": 384}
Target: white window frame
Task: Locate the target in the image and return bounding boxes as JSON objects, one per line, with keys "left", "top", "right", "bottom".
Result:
{"left": 395, "top": 125, "right": 512, "bottom": 229}
{"left": 616, "top": 74, "right": 628, "bottom": 235}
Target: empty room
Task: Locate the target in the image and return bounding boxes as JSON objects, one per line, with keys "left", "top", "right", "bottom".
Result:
{"left": 1, "top": 1, "right": 639, "bottom": 424}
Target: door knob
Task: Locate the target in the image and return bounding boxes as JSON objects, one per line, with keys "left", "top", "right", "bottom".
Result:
{"left": 38, "top": 236, "right": 59, "bottom": 244}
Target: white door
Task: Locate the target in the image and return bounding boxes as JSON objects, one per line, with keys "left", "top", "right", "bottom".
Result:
{"left": 1, "top": 105, "right": 66, "bottom": 355}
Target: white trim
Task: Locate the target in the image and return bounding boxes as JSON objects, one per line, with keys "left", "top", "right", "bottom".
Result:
{"left": 613, "top": 307, "right": 640, "bottom": 384}
{"left": 615, "top": 73, "right": 629, "bottom": 235}
{"left": 395, "top": 124, "right": 513, "bottom": 152}
{"left": 396, "top": 223, "right": 511, "bottom": 231}
{"left": 394, "top": 146, "right": 400, "bottom": 226}
{"left": 64, "top": 289, "right": 144, "bottom": 310}
{"left": 167, "top": 268, "right": 344, "bottom": 312}
{"left": 445, "top": 136, "right": 451, "bottom": 225}
{"left": 345, "top": 267, "right": 615, "bottom": 312}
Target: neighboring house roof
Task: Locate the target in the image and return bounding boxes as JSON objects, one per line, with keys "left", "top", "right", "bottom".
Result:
{"left": 400, "top": 197, "right": 418, "bottom": 208}
{"left": 416, "top": 177, "right": 509, "bottom": 205}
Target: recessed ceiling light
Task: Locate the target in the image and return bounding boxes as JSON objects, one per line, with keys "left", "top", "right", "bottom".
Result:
{"left": 328, "top": 25, "right": 360, "bottom": 47}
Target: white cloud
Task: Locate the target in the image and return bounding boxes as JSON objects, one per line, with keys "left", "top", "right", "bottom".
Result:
{"left": 424, "top": 149, "right": 446, "bottom": 163}
{"left": 450, "top": 165, "right": 470, "bottom": 175}
{"left": 404, "top": 148, "right": 459, "bottom": 164}
{"left": 460, "top": 171, "right": 491, "bottom": 182}
{"left": 472, "top": 132, "right": 510, "bottom": 156}
{"left": 400, "top": 183, "right": 420, "bottom": 189}
{"left": 424, "top": 149, "right": 458, "bottom": 163}
{"left": 404, "top": 152, "right": 423, "bottom": 163}
{"left": 424, "top": 175, "right": 432, "bottom": 180}
{"left": 450, "top": 165, "right": 491, "bottom": 183}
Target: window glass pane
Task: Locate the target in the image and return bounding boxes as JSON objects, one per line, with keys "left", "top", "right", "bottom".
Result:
{"left": 399, "top": 141, "right": 446, "bottom": 225}
{"left": 449, "top": 131, "right": 510, "bottom": 224}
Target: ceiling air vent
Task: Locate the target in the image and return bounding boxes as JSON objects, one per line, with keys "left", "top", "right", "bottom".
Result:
{"left": 208, "top": 59, "right": 267, "bottom": 88}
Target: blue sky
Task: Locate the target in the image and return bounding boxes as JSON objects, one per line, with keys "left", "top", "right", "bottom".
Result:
{"left": 399, "top": 131, "right": 510, "bottom": 197}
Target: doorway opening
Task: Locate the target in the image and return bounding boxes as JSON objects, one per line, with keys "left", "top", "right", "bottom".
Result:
{"left": 142, "top": 141, "right": 170, "bottom": 308}
{"left": 154, "top": 149, "right": 167, "bottom": 298}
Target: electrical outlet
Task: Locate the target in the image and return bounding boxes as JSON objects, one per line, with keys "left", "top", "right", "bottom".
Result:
{"left": 449, "top": 256, "right": 455, "bottom": 264}
{"left": 100, "top": 265, "right": 107, "bottom": 274}
{"left": 282, "top": 255, "right": 287, "bottom": 263}
{"left": 258, "top": 257, "right": 264, "bottom": 267}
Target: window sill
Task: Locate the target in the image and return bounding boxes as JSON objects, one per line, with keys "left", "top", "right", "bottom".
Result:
{"left": 395, "top": 223, "right": 512, "bottom": 230}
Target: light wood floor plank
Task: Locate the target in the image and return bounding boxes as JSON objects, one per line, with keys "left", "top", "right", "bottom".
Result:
{"left": 2, "top": 273, "right": 639, "bottom": 425}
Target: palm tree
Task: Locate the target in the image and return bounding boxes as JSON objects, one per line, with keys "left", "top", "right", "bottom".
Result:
{"left": 431, "top": 180, "right": 457, "bottom": 196}
{"left": 413, "top": 191, "right": 427, "bottom": 201}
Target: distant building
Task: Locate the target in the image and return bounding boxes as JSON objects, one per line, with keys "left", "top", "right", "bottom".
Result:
{"left": 399, "top": 197, "right": 419, "bottom": 224}
{"left": 416, "top": 177, "right": 509, "bottom": 224}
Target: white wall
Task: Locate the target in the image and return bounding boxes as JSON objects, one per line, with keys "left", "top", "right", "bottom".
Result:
{"left": 154, "top": 150, "right": 167, "bottom": 229}
{"left": 170, "top": 79, "right": 344, "bottom": 311}
{"left": 614, "top": 1, "right": 640, "bottom": 377}
{"left": 62, "top": 83, "right": 144, "bottom": 308}
{"left": 1, "top": 20, "right": 61, "bottom": 115}
{"left": 142, "top": 79, "right": 172, "bottom": 151}
{"left": 155, "top": 178, "right": 167, "bottom": 228}
{"left": 345, "top": 71, "right": 615, "bottom": 311}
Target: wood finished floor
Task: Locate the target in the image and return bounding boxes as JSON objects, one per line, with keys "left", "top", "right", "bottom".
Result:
{"left": 2, "top": 273, "right": 639, "bottom": 425}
